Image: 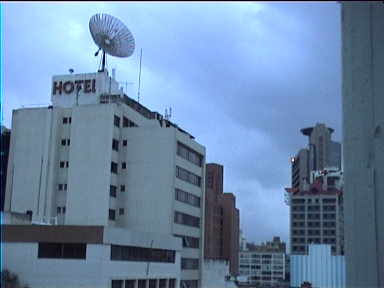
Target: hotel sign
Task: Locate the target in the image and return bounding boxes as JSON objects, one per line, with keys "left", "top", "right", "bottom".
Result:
{"left": 52, "top": 79, "right": 96, "bottom": 95}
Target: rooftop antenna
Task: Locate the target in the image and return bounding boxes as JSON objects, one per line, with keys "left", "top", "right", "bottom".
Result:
{"left": 89, "top": 14, "right": 135, "bottom": 73}
{"left": 137, "top": 48, "right": 142, "bottom": 103}
{"left": 164, "top": 107, "right": 172, "bottom": 120}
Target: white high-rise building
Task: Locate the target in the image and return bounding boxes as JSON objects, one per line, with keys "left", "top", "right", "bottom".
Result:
{"left": 3, "top": 70, "right": 206, "bottom": 288}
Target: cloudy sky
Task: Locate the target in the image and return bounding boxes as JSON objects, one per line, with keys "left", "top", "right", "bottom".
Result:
{"left": 3, "top": 2, "right": 342, "bottom": 247}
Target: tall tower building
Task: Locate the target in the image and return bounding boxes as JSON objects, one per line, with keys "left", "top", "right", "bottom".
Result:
{"left": 4, "top": 70, "right": 206, "bottom": 288}
{"left": 341, "top": 2, "right": 384, "bottom": 287}
{"left": 204, "top": 163, "right": 239, "bottom": 276}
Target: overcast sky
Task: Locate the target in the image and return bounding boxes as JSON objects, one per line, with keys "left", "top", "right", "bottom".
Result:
{"left": 3, "top": 2, "right": 342, "bottom": 246}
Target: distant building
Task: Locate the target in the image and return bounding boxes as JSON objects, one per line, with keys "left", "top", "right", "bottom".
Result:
{"left": 239, "top": 237, "right": 287, "bottom": 286}
{"left": 204, "top": 163, "right": 240, "bottom": 276}
{"left": 1, "top": 126, "right": 11, "bottom": 211}
{"left": 3, "top": 69, "right": 206, "bottom": 288}
{"left": 291, "top": 123, "right": 341, "bottom": 190}
{"left": 290, "top": 244, "right": 345, "bottom": 288}
{"left": 286, "top": 167, "right": 344, "bottom": 256}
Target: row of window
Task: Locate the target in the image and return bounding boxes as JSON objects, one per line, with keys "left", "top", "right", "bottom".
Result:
{"left": 174, "top": 211, "right": 200, "bottom": 228}
{"left": 110, "top": 185, "right": 125, "bottom": 197}
{"left": 173, "top": 234, "right": 199, "bottom": 248}
{"left": 57, "top": 206, "right": 66, "bottom": 214}
{"left": 175, "top": 188, "right": 200, "bottom": 207}
{"left": 110, "top": 245, "right": 175, "bottom": 263}
{"left": 61, "top": 139, "right": 70, "bottom": 146}
{"left": 114, "top": 115, "right": 138, "bottom": 128}
{"left": 177, "top": 142, "right": 203, "bottom": 167}
{"left": 38, "top": 243, "right": 86, "bottom": 259}
{"left": 112, "top": 279, "right": 176, "bottom": 288}
{"left": 109, "top": 209, "right": 125, "bottom": 220}
{"left": 58, "top": 184, "right": 68, "bottom": 191}
{"left": 181, "top": 258, "right": 199, "bottom": 270}
{"left": 176, "top": 166, "right": 201, "bottom": 187}
{"left": 180, "top": 280, "right": 198, "bottom": 288}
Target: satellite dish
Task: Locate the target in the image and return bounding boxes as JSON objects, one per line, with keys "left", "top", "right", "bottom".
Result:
{"left": 89, "top": 13, "right": 135, "bottom": 72}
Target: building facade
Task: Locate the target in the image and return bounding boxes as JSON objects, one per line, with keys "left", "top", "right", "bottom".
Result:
{"left": 204, "top": 163, "right": 239, "bottom": 276}
{"left": 290, "top": 245, "right": 345, "bottom": 288}
{"left": 239, "top": 237, "right": 286, "bottom": 286}
{"left": 341, "top": 2, "right": 384, "bottom": 287}
{"left": 3, "top": 70, "right": 206, "bottom": 288}
{"left": 286, "top": 168, "right": 344, "bottom": 256}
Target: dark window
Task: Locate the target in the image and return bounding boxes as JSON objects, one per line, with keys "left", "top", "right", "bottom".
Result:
{"left": 112, "top": 139, "right": 119, "bottom": 151}
{"left": 67, "top": 139, "right": 70, "bottom": 146}
{"left": 62, "top": 207, "right": 66, "bottom": 214}
{"left": 63, "top": 117, "right": 68, "bottom": 124}
{"left": 57, "top": 207, "right": 61, "bottom": 214}
{"left": 169, "top": 279, "right": 176, "bottom": 288}
{"left": 38, "top": 243, "right": 86, "bottom": 259}
{"left": 149, "top": 279, "right": 157, "bottom": 288}
{"left": 110, "top": 245, "right": 175, "bottom": 263}
{"left": 176, "top": 166, "right": 201, "bottom": 187}
{"left": 58, "top": 184, "right": 63, "bottom": 191}
{"left": 121, "top": 185, "right": 125, "bottom": 192}
{"left": 123, "top": 140, "right": 127, "bottom": 146}
{"left": 114, "top": 115, "right": 120, "bottom": 127}
{"left": 112, "top": 280, "right": 123, "bottom": 288}
{"left": 61, "top": 139, "right": 66, "bottom": 146}
{"left": 109, "top": 209, "right": 116, "bottom": 221}
{"left": 159, "top": 279, "right": 166, "bottom": 288}
{"left": 122, "top": 162, "right": 126, "bottom": 169}
{"left": 138, "top": 280, "right": 146, "bottom": 288}
{"left": 110, "top": 185, "right": 117, "bottom": 198}
{"left": 174, "top": 211, "right": 200, "bottom": 228}
{"left": 181, "top": 258, "right": 199, "bottom": 270}
{"left": 125, "top": 280, "right": 135, "bottom": 288}
{"left": 119, "top": 208, "right": 124, "bottom": 215}
{"left": 123, "top": 116, "right": 131, "bottom": 127}
{"left": 64, "top": 184, "right": 67, "bottom": 190}
{"left": 68, "top": 117, "right": 72, "bottom": 124}
{"left": 180, "top": 280, "right": 198, "bottom": 288}
{"left": 177, "top": 142, "right": 203, "bottom": 167}
{"left": 174, "top": 234, "right": 199, "bottom": 248}
{"left": 175, "top": 188, "right": 200, "bottom": 207}
{"left": 111, "top": 162, "right": 118, "bottom": 174}
{"left": 60, "top": 161, "right": 65, "bottom": 168}
{"left": 66, "top": 161, "right": 69, "bottom": 168}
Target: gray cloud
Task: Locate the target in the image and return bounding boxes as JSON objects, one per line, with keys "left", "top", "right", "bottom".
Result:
{"left": 4, "top": 2, "right": 342, "bottom": 246}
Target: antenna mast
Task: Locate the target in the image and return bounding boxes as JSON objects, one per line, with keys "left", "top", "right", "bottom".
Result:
{"left": 137, "top": 48, "right": 142, "bottom": 103}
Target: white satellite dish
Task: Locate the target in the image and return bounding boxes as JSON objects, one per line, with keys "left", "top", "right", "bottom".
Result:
{"left": 89, "top": 13, "right": 135, "bottom": 72}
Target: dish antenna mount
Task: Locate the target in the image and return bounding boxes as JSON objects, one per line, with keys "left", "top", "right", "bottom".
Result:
{"left": 89, "top": 13, "right": 135, "bottom": 72}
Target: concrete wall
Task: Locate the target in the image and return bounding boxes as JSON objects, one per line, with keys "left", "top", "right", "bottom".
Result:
{"left": 341, "top": 2, "right": 384, "bottom": 287}
{"left": 201, "top": 259, "right": 230, "bottom": 288}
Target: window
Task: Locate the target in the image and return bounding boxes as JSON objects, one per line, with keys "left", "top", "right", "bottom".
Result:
{"left": 111, "top": 162, "right": 118, "bottom": 174}
{"left": 62, "top": 207, "right": 66, "bottom": 214}
{"left": 119, "top": 208, "right": 124, "bottom": 215}
{"left": 60, "top": 161, "right": 65, "bottom": 168}
{"left": 181, "top": 258, "right": 199, "bottom": 270}
{"left": 121, "top": 185, "right": 125, "bottom": 192}
{"left": 109, "top": 209, "right": 116, "bottom": 221}
{"left": 138, "top": 280, "right": 146, "bottom": 288}
{"left": 57, "top": 207, "right": 61, "bottom": 214}
{"left": 58, "top": 184, "right": 63, "bottom": 191}
{"left": 67, "top": 139, "right": 70, "bottom": 146}
{"left": 61, "top": 139, "right": 66, "bottom": 146}
{"left": 64, "top": 184, "right": 67, "bottom": 190}
{"left": 123, "top": 140, "right": 127, "bottom": 146}
{"left": 174, "top": 234, "right": 199, "bottom": 248}
{"left": 110, "top": 245, "right": 175, "bottom": 263}
{"left": 169, "top": 279, "right": 176, "bottom": 288}
{"left": 38, "top": 243, "right": 86, "bottom": 259}
{"left": 123, "top": 116, "right": 136, "bottom": 127}
{"left": 125, "top": 280, "right": 135, "bottom": 288}
{"left": 112, "top": 280, "right": 123, "bottom": 288}
{"left": 110, "top": 185, "right": 117, "bottom": 198}
{"left": 149, "top": 279, "right": 157, "bottom": 288}
{"left": 112, "top": 139, "right": 119, "bottom": 151}
{"left": 174, "top": 211, "right": 200, "bottom": 228}
{"left": 122, "top": 162, "right": 126, "bottom": 169}
{"left": 66, "top": 161, "right": 69, "bottom": 168}
{"left": 175, "top": 189, "right": 200, "bottom": 207}
{"left": 159, "top": 279, "right": 166, "bottom": 288}
{"left": 69, "top": 117, "right": 72, "bottom": 124}
{"left": 63, "top": 117, "right": 68, "bottom": 124}
{"left": 177, "top": 142, "right": 203, "bottom": 167}
{"left": 180, "top": 280, "right": 198, "bottom": 288}
{"left": 114, "top": 115, "right": 120, "bottom": 127}
{"left": 176, "top": 166, "right": 201, "bottom": 187}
